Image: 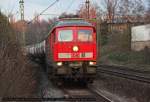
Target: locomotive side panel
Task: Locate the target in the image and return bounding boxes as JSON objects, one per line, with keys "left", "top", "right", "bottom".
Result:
{"left": 45, "top": 30, "right": 57, "bottom": 75}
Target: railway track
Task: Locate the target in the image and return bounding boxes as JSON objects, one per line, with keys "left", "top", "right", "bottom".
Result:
{"left": 98, "top": 64, "right": 150, "bottom": 83}
{"left": 61, "top": 86, "right": 112, "bottom": 102}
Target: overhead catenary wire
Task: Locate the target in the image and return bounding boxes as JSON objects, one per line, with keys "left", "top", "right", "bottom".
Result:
{"left": 10, "top": 0, "right": 18, "bottom": 15}
{"left": 6, "top": 0, "right": 18, "bottom": 19}
{"left": 39, "top": 0, "right": 59, "bottom": 15}
{"left": 64, "top": 0, "right": 75, "bottom": 13}
{"left": 28, "top": 0, "right": 59, "bottom": 24}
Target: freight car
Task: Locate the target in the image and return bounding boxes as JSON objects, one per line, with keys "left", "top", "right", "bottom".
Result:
{"left": 26, "top": 18, "right": 97, "bottom": 83}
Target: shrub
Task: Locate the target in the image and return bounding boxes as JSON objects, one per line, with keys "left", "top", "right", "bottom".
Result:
{"left": 0, "top": 12, "right": 38, "bottom": 97}
{"left": 108, "top": 52, "right": 129, "bottom": 62}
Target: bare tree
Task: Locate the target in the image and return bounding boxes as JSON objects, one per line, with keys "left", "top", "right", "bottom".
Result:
{"left": 77, "top": 3, "right": 98, "bottom": 19}
{"left": 25, "top": 12, "right": 51, "bottom": 45}
{"left": 145, "top": 0, "right": 150, "bottom": 23}
{"left": 148, "top": 0, "right": 150, "bottom": 12}
{"left": 0, "top": 12, "right": 38, "bottom": 97}
{"left": 99, "top": 0, "right": 145, "bottom": 22}
{"left": 105, "top": 0, "right": 119, "bottom": 22}
{"left": 100, "top": 0, "right": 120, "bottom": 22}
{"left": 118, "top": 0, "right": 145, "bottom": 17}
{"left": 26, "top": 19, "right": 50, "bottom": 45}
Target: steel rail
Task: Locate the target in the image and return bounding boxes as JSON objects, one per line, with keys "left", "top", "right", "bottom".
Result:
{"left": 97, "top": 65, "right": 150, "bottom": 83}
{"left": 99, "top": 65, "right": 150, "bottom": 73}
{"left": 88, "top": 85, "right": 113, "bottom": 102}
{"left": 61, "top": 87, "right": 97, "bottom": 101}
{"left": 60, "top": 85, "right": 112, "bottom": 102}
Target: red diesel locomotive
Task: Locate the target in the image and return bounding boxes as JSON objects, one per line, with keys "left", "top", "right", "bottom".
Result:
{"left": 26, "top": 18, "right": 97, "bottom": 83}
{"left": 46, "top": 18, "right": 97, "bottom": 82}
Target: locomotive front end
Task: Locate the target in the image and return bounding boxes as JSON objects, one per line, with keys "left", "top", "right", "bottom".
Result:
{"left": 53, "top": 25, "right": 97, "bottom": 80}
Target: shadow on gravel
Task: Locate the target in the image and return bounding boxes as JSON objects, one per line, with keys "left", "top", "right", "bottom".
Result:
{"left": 58, "top": 79, "right": 88, "bottom": 88}
{"left": 33, "top": 61, "right": 64, "bottom": 98}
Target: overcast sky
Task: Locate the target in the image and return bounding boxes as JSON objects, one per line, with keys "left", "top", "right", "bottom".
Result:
{"left": 0, "top": 0, "right": 100, "bottom": 21}
{"left": 0, "top": 0, "right": 148, "bottom": 21}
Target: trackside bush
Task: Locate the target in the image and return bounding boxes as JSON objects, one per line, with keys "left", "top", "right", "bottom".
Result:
{"left": 108, "top": 52, "right": 129, "bottom": 62}
{"left": 0, "top": 12, "right": 38, "bottom": 97}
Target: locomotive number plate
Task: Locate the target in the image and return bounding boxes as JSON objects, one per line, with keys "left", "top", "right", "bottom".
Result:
{"left": 71, "top": 53, "right": 80, "bottom": 58}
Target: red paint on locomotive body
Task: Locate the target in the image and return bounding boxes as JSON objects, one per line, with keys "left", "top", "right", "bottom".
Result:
{"left": 52, "top": 26, "right": 97, "bottom": 62}
{"left": 27, "top": 19, "right": 97, "bottom": 81}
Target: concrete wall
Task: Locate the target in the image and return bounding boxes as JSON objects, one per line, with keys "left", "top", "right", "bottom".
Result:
{"left": 131, "top": 41, "right": 150, "bottom": 51}
{"left": 131, "top": 24, "right": 150, "bottom": 51}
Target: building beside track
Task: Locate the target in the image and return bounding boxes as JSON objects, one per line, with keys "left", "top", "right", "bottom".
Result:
{"left": 131, "top": 24, "right": 150, "bottom": 51}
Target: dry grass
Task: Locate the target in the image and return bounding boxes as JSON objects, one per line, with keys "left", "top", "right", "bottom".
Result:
{"left": 100, "top": 28, "right": 150, "bottom": 66}
{"left": 98, "top": 27, "right": 150, "bottom": 102}
{"left": 0, "top": 41, "right": 39, "bottom": 97}
{"left": 0, "top": 12, "right": 39, "bottom": 97}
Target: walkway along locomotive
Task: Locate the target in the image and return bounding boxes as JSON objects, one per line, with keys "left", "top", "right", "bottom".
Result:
{"left": 26, "top": 18, "right": 97, "bottom": 83}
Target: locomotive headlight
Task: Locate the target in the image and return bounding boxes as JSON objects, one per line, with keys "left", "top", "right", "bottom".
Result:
{"left": 57, "top": 62, "right": 62, "bottom": 66}
{"left": 73, "top": 46, "right": 79, "bottom": 52}
{"left": 89, "top": 61, "right": 96, "bottom": 65}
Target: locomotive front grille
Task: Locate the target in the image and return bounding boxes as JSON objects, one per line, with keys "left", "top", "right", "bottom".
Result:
{"left": 69, "top": 62, "right": 82, "bottom": 67}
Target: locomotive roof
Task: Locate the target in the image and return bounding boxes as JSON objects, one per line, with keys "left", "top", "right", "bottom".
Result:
{"left": 54, "top": 19, "right": 93, "bottom": 27}
{"left": 46, "top": 19, "right": 95, "bottom": 39}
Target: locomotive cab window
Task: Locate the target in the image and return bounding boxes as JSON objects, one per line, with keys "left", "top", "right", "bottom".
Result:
{"left": 78, "top": 30, "right": 93, "bottom": 42}
{"left": 58, "top": 30, "right": 73, "bottom": 42}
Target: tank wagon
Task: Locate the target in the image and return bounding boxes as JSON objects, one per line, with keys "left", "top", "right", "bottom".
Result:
{"left": 26, "top": 18, "right": 97, "bottom": 83}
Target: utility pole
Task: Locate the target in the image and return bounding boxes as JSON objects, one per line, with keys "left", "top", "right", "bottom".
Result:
{"left": 19, "top": 0, "right": 25, "bottom": 46}
{"left": 19, "top": 0, "right": 24, "bottom": 20}
{"left": 85, "top": 0, "right": 90, "bottom": 19}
